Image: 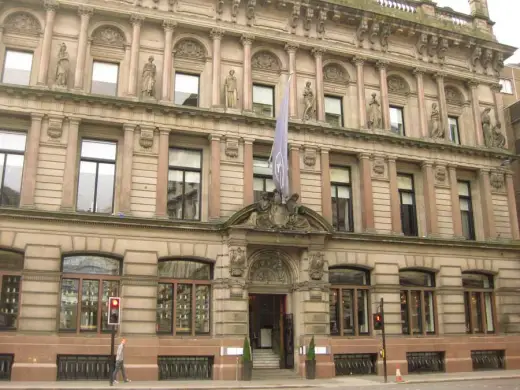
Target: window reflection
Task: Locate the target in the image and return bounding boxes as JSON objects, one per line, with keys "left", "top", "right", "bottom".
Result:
{"left": 331, "top": 167, "right": 353, "bottom": 232}
{"left": 390, "top": 106, "right": 405, "bottom": 135}
{"left": 400, "top": 271, "right": 435, "bottom": 335}
{"left": 252, "top": 84, "right": 274, "bottom": 117}
{"left": 463, "top": 273, "right": 494, "bottom": 334}
{"left": 448, "top": 116, "right": 461, "bottom": 145}
{"left": 253, "top": 157, "right": 275, "bottom": 202}
{"left": 325, "top": 96, "right": 343, "bottom": 126}
{"left": 167, "top": 148, "right": 201, "bottom": 220}
{"left": 3, "top": 50, "right": 33, "bottom": 85}
{"left": 91, "top": 61, "right": 119, "bottom": 96}
{"left": 0, "top": 131, "right": 26, "bottom": 207}
{"left": 175, "top": 73, "right": 199, "bottom": 106}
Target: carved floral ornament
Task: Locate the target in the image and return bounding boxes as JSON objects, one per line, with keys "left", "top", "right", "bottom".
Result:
{"left": 387, "top": 75, "right": 410, "bottom": 95}
{"left": 490, "top": 171, "right": 505, "bottom": 191}
{"left": 229, "top": 247, "right": 246, "bottom": 277}
{"left": 251, "top": 51, "right": 280, "bottom": 71}
{"left": 323, "top": 64, "right": 349, "bottom": 84}
{"left": 92, "top": 26, "right": 126, "bottom": 47}
{"left": 4, "top": 12, "right": 41, "bottom": 35}
{"left": 308, "top": 252, "right": 325, "bottom": 281}
{"left": 248, "top": 252, "right": 291, "bottom": 285}
{"left": 174, "top": 39, "right": 206, "bottom": 60}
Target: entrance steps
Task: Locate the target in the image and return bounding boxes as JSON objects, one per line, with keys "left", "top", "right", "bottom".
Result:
{"left": 252, "top": 368, "right": 302, "bottom": 381}
{"left": 252, "top": 349, "right": 280, "bottom": 369}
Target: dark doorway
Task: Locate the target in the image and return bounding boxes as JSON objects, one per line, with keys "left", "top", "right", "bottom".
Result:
{"left": 248, "top": 294, "right": 294, "bottom": 369}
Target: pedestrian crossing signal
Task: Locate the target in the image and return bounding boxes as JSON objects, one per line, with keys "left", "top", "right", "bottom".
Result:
{"left": 108, "top": 297, "right": 121, "bottom": 325}
{"left": 373, "top": 313, "right": 383, "bottom": 330}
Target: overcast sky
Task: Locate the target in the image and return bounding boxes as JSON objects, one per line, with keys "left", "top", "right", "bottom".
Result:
{"left": 435, "top": 0, "right": 519, "bottom": 63}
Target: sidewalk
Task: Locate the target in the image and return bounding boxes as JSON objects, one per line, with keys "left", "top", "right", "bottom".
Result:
{"left": 0, "top": 370, "right": 519, "bottom": 389}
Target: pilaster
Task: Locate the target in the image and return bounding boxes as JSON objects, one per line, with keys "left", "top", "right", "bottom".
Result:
{"left": 209, "top": 135, "right": 222, "bottom": 220}
{"left": 128, "top": 14, "right": 145, "bottom": 96}
{"left": 312, "top": 48, "right": 325, "bottom": 122}
{"left": 320, "top": 149, "right": 332, "bottom": 223}
{"left": 61, "top": 117, "right": 81, "bottom": 211}
{"left": 358, "top": 153, "right": 375, "bottom": 232}
{"left": 73, "top": 6, "right": 93, "bottom": 90}
{"left": 161, "top": 20, "right": 176, "bottom": 101}
{"left": 388, "top": 158, "right": 402, "bottom": 234}
{"left": 353, "top": 57, "right": 367, "bottom": 129}
{"left": 155, "top": 128, "right": 170, "bottom": 218}
{"left": 376, "top": 60, "right": 390, "bottom": 131}
{"left": 20, "top": 114, "right": 44, "bottom": 208}
{"left": 210, "top": 28, "right": 224, "bottom": 107}
{"left": 285, "top": 43, "right": 298, "bottom": 118}
{"left": 478, "top": 169, "right": 496, "bottom": 240}
{"left": 241, "top": 35, "right": 254, "bottom": 111}
{"left": 421, "top": 161, "right": 438, "bottom": 236}
{"left": 38, "top": 0, "right": 58, "bottom": 85}
{"left": 413, "top": 68, "right": 428, "bottom": 138}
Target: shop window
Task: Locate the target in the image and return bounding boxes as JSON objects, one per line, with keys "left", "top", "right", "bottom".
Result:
{"left": 59, "top": 255, "right": 122, "bottom": 333}
{"left": 156, "top": 259, "right": 213, "bottom": 336}
{"left": 0, "top": 131, "right": 26, "bottom": 207}
{"left": 400, "top": 270, "right": 436, "bottom": 335}
{"left": 463, "top": 273, "right": 495, "bottom": 334}
{"left": 167, "top": 148, "right": 201, "bottom": 220}
{"left": 0, "top": 249, "right": 23, "bottom": 330}
{"left": 329, "top": 268, "right": 370, "bottom": 336}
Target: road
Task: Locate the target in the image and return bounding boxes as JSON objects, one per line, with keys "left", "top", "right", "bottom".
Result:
{"left": 323, "top": 378, "right": 520, "bottom": 390}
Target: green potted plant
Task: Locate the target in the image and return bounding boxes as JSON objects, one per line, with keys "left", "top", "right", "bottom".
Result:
{"left": 241, "top": 336, "right": 253, "bottom": 381}
{"left": 305, "top": 336, "right": 316, "bottom": 380}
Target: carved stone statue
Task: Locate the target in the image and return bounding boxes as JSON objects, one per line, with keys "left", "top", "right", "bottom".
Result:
{"left": 55, "top": 43, "right": 69, "bottom": 88}
{"left": 302, "top": 81, "right": 315, "bottom": 121}
{"left": 229, "top": 247, "right": 246, "bottom": 277}
{"left": 482, "top": 108, "right": 493, "bottom": 147}
{"left": 308, "top": 252, "right": 325, "bottom": 281}
{"left": 244, "top": 190, "right": 311, "bottom": 230}
{"left": 141, "top": 56, "right": 156, "bottom": 98}
{"left": 430, "top": 103, "right": 444, "bottom": 139}
{"left": 224, "top": 69, "right": 238, "bottom": 109}
{"left": 492, "top": 122, "right": 506, "bottom": 149}
{"left": 367, "top": 93, "right": 382, "bottom": 129}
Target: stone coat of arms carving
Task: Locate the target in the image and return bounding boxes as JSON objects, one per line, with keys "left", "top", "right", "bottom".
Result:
{"left": 229, "top": 247, "right": 246, "bottom": 277}
{"left": 92, "top": 27, "right": 125, "bottom": 47}
{"left": 308, "top": 252, "right": 325, "bottom": 281}
{"left": 175, "top": 39, "right": 205, "bottom": 60}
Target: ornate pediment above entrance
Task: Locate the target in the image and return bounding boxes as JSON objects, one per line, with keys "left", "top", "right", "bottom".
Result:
{"left": 225, "top": 191, "right": 332, "bottom": 233}
{"left": 247, "top": 249, "right": 295, "bottom": 286}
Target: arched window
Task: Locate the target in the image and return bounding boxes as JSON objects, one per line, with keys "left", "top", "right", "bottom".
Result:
{"left": 329, "top": 267, "right": 370, "bottom": 336}
{"left": 400, "top": 270, "right": 436, "bottom": 335}
{"left": 0, "top": 249, "right": 23, "bottom": 330}
{"left": 156, "top": 259, "right": 212, "bottom": 336}
{"left": 463, "top": 273, "right": 495, "bottom": 334}
{"left": 59, "top": 255, "right": 121, "bottom": 333}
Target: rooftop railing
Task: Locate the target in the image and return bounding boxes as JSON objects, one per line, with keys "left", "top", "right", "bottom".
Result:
{"left": 435, "top": 7, "right": 472, "bottom": 27}
{"left": 376, "top": 0, "right": 417, "bottom": 14}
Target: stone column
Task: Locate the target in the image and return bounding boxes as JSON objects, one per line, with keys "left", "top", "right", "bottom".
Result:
{"left": 448, "top": 165, "right": 463, "bottom": 238}
{"left": 376, "top": 60, "right": 390, "bottom": 130}
{"left": 388, "top": 158, "right": 402, "bottom": 234}
{"left": 243, "top": 138, "right": 254, "bottom": 206}
{"left": 241, "top": 35, "right": 254, "bottom": 111}
{"left": 320, "top": 149, "right": 332, "bottom": 223}
{"left": 285, "top": 43, "right": 298, "bottom": 118}
{"left": 478, "top": 169, "right": 496, "bottom": 239}
{"left": 505, "top": 172, "right": 520, "bottom": 240}
{"left": 433, "top": 72, "right": 449, "bottom": 141}
{"left": 289, "top": 144, "right": 301, "bottom": 195}
{"left": 209, "top": 135, "right": 221, "bottom": 220}
{"left": 353, "top": 57, "right": 367, "bottom": 129}
{"left": 467, "top": 80, "right": 484, "bottom": 146}
{"left": 161, "top": 21, "right": 176, "bottom": 101}
{"left": 210, "top": 28, "right": 224, "bottom": 107}
{"left": 61, "top": 118, "right": 81, "bottom": 210}
{"left": 414, "top": 68, "right": 428, "bottom": 138}
{"left": 422, "top": 161, "right": 438, "bottom": 236}
{"left": 120, "top": 125, "right": 135, "bottom": 214}
{"left": 73, "top": 6, "right": 93, "bottom": 90}
{"left": 358, "top": 153, "right": 375, "bottom": 232}
{"left": 127, "top": 14, "right": 144, "bottom": 97}
{"left": 312, "top": 48, "right": 325, "bottom": 122}
{"left": 20, "top": 114, "right": 44, "bottom": 208}
{"left": 37, "top": 0, "right": 58, "bottom": 85}
{"left": 155, "top": 129, "right": 170, "bottom": 218}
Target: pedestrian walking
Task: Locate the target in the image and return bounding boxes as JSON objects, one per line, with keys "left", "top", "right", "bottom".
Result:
{"left": 112, "top": 338, "right": 131, "bottom": 384}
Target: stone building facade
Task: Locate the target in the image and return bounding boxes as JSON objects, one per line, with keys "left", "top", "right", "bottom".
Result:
{"left": 0, "top": 0, "right": 520, "bottom": 382}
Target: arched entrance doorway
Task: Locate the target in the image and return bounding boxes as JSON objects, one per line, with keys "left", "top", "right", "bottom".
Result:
{"left": 246, "top": 250, "right": 296, "bottom": 372}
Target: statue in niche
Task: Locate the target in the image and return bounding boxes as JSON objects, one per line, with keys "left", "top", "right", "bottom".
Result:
{"left": 492, "top": 122, "right": 506, "bottom": 149}
{"left": 482, "top": 108, "right": 493, "bottom": 147}
{"left": 302, "top": 81, "right": 315, "bottom": 121}
{"left": 429, "top": 103, "right": 444, "bottom": 139}
{"left": 224, "top": 69, "right": 238, "bottom": 109}
{"left": 55, "top": 43, "right": 69, "bottom": 88}
{"left": 367, "top": 93, "right": 382, "bottom": 129}
{"left": 141, "top": 56, "right": 156, "bottom": 98}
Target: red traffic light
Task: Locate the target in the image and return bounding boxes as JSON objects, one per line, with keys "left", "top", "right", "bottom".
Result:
{"left": 111, "top": 299, "right": 119, "bottom": 307}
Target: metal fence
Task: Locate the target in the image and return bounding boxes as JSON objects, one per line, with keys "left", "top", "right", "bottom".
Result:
{"left": 158, "top": 356, "right": 213, "bottom": 380}
{"left": 0, "top": 355, "right": 13, "bottom": 381}
{"left": 471, "top": 350, "right": 505, "bottom": 371}
{"left": 407, "top": 352, "right": 445, "bottom": 374}
{"left": 57, "top": 355, "right": 111, "bottom": 380}
{"left": 334, "top": 354, "right": 377, "bottom": 376}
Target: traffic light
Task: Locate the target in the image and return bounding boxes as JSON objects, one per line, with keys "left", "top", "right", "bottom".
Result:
{"left": 108, "top": 297, "right": 121, "bottom": 325}
{"left": 373, "top": 313, "right": 383, "bottom": 330}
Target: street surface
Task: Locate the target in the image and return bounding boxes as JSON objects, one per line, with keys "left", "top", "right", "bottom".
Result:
{"left": 327, "top": 378, "right": 520, "bottom": 389}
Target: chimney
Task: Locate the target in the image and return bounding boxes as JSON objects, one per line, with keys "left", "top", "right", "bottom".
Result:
{"left": 468, "top": 0, "right": 489, "bottom": 19}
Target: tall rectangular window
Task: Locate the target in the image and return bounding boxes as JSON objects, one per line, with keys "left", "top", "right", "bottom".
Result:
{"left": 390, "top": 106, "right": 405, "bottom": 136}
{"left": 91, "top": 61, "right": 119, "bottom": 96}
{"left": 76, "top": 140, "right": 116, "bottom": 213}
{"left": 0, "top": 250, "right": 23, "bottom": 331}
{"left": 252, "top": 84, "right": 274, "bottom": 117}
{"left": 331, "top": 167, "right": 353, "bottom": 232}
{"left": 0, "top": 131, "right": 26, "bottom": 207}
{"left": 400, "top": 271, "right": 436, "bottom": 335}
{"left": 325, "top": 96, "right": 343, "bottom": 127}
{"left": 2, "top": 50, "right": 33, "bottom": 85}
{"left": 458, "top": 181, "right": 475, "bottom": 240}
{"left": 253, "top": 157, "right": 275, "bottom": 202}
{"left": 463, "top": 273, "right": 495, "bottom": 334}
{"left": 168, "top": 148, "right": 201, "bottom": 220}
{"left": 398, "top": 173, "right": 417, "bottom": 236}
{"left": 174, "top": 73, "right": 199, "bottom": 107}
{"left": 448, "top": 116, "right": 461, "bottom": 145}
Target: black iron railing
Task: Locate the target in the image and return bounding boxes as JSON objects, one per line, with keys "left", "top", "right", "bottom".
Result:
{"left": 0, "top": 355, "right": 13, "bottom": 381}
{"left": 57, "top": 355, "right": 111, "bottom": 380}
{"left": 158, "top": 356, "right": 213, "bottom": 380}
{"left": 334, "top": 354, "right": 377, "bottom": 376}
{"left": 472, "top": 350, "right": 505, "bottom": 371}
{"left": 407, "top": 352, "right": 445, "bottom": 374}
